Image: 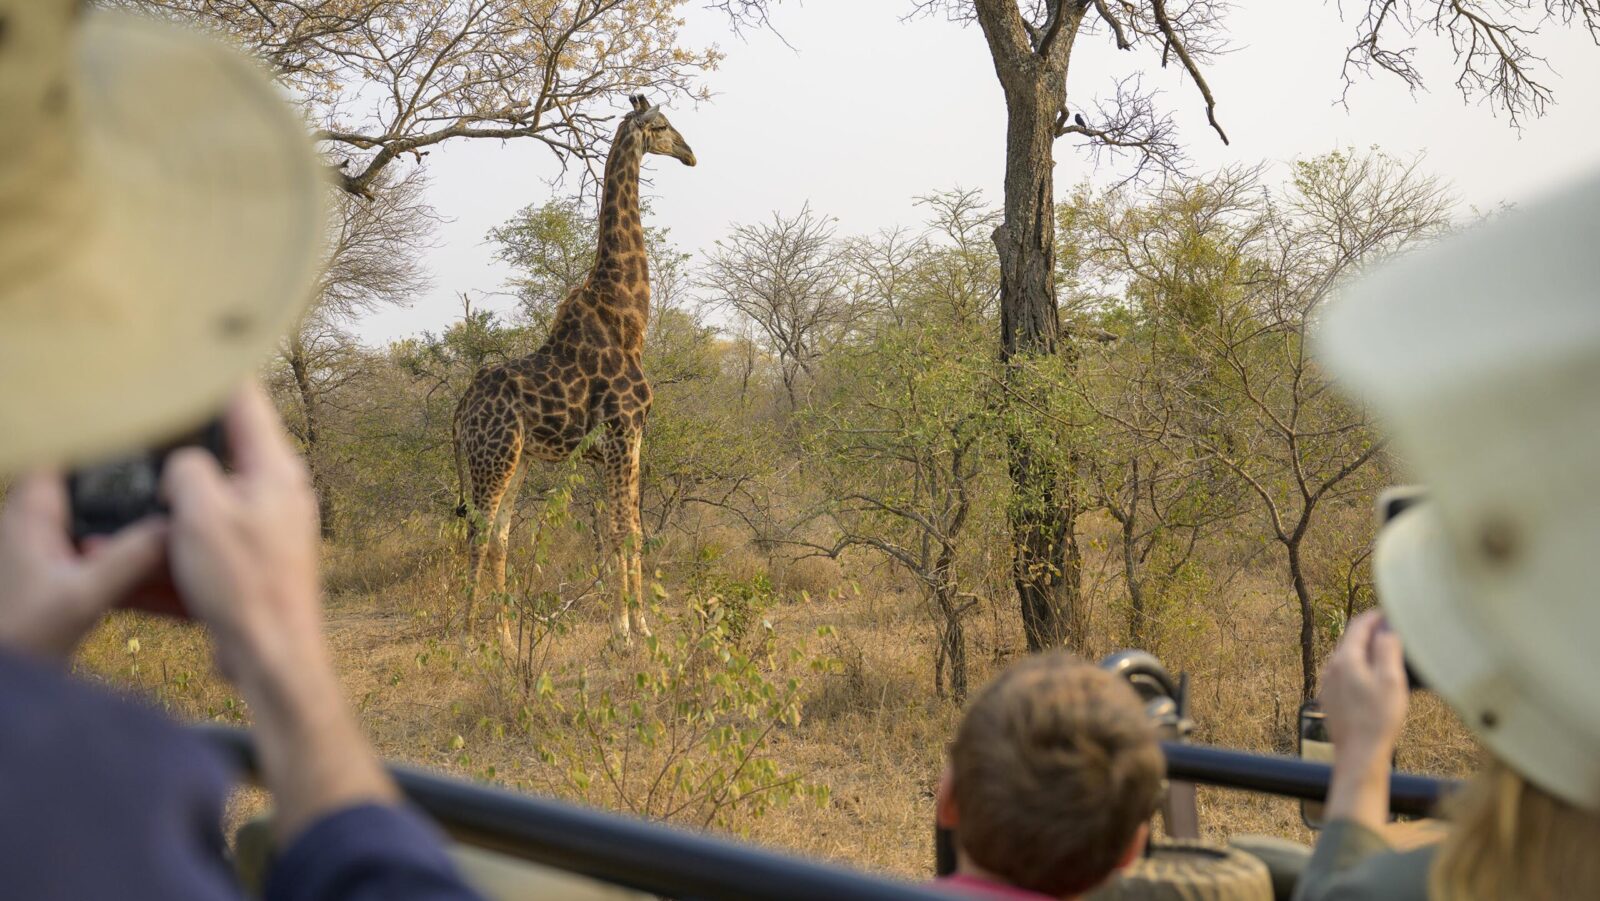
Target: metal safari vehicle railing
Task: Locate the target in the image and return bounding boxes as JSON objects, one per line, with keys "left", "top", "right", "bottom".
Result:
{"left": 195, "top": 713, "right": 1456, "bottom": 901}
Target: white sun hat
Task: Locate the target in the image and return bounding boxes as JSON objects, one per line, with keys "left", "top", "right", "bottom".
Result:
{"left": 0, "top": 0, "right": 326, "bottom": 472}
{"left": 1316, "top": 167, "right": 1600, "bottom": 811}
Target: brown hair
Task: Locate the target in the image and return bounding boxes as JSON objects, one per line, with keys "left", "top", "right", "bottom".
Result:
{"left": 950, "top": 651, "right": 1164, "bottom": 897}
{"left": 1430, "top": 757, "right": 1600, "bottom": 901}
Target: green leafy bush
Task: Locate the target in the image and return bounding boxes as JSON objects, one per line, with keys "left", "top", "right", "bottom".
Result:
{"left": 528, "top": 593, "right": 832, "bottom": 832}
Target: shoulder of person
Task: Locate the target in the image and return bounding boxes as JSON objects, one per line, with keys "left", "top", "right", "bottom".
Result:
{"left": 0, "top": 648, "right": 234, "bottom": 792}
{"left": 934, "top": 873, "right": 1058, "bottom": 900}
{"left": 1295, "top": 820, "right": 1434, "bottom": 901}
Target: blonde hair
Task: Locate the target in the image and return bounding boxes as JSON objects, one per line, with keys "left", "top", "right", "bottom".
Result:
{"left": 1431, "top": 757, "right": 1600, "bottom": 901}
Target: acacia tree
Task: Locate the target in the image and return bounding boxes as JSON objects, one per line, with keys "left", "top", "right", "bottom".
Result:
{"left": 281, "top": 167, "right": 436, "bottom": 536}
{"left": 843, "top": 226, "right": 925, "bottom": 331}
{"left": 700, "top": 205, "right": 859, "bottom": 410}
{"left": 912, "top": 188, "right": 1003, "bottom": 327}
{"left": 490, "top": 197, "right": 691, "bottom": 334}
{"left": 1078, "top": 362, "right": 1241, "bottom": 653}
{"left": 906, "top": 0, "right": 1228, "bottom": 651}
{"left": 120, "top": 0, "right": 722, "bottom": 196}
{"left": 793, "top": 193, "right": 1015, "bottom": 702}
{"left": 1068, "top": 170, "right": 1262, "bottom": 649}
{"left": 1089, "top": 152, "right": 1453, "bottom": 698}
{"left": 804, "top": 317, "right": 998, "bottom": 704}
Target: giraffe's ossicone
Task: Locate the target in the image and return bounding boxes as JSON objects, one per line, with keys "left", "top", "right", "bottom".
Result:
{"left": 452, "top": 94, "right": 695, "bottom": 651}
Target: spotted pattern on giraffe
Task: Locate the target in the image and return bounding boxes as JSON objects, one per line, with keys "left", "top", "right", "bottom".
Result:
{"left": 452, "top": 94, "right": 694, "bottom": 651}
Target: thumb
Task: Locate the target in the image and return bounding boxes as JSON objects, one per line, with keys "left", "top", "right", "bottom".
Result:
{"left": 163, "top": 448, "right": 233, "bottom": 524}
{"left": 79, "top": 519, "right": 168, "bottom": 609}
{"left": 1371, "top": 623, "right": 1407, "bottom": 687}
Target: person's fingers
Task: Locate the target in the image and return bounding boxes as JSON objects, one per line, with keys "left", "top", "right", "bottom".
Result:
{"left": 163, "top": 447, "right": 234, "bottom": 521}
{"left": 1371, "top": 623, "right": 1406, "bottom": 686}
{"left": 1, "top": 473, "right": 72, "bottom": 559}
{"left": 1340, "top": 610, "right": 1384, "bottom": 663}
{"left": 2, "top": 473, "right": 67, "bottom": 529}
{"left": 226, "top": 382, "right": 300, "bottom": 481}
{"left": 78, "top": 519, "right": 168, "bottom": 609}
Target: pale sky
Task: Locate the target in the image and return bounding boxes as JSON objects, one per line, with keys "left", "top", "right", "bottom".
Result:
{"left": 356, "top": 0, "right": 1600, "bottom": 344}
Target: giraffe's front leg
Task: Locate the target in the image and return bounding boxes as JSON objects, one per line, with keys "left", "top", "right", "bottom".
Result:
{"left": 624, "top": 521, "right": 649, "bottom": 640}
{"left": 621, "top": 430, "right": 649, "bottom": 641}
{"left": 601, "top": 428, "right": 648, "bottom": 645}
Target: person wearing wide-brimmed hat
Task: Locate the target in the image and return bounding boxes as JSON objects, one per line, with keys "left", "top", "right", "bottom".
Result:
{"left": 1292, "top": 169, "right": 1600, "bottom": 900}
{"left": 0, "top": 2, "right": 480, "bottom": 898}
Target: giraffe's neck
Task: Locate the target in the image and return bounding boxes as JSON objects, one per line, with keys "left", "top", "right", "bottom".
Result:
{"left": 592, "top": 125, "right": 648, "bottom": 303}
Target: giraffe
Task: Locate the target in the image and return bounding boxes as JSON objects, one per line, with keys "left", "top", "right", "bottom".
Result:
{"left": 453, "top": 94, "right": 695, "bottom": 650}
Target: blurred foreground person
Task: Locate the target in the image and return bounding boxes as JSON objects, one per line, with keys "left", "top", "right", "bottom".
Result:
{"left": 0, "top": 2, "right": 480, "bottom": 898}
{"left": 1294, "top": 170, "right": 1600, "bottom": 900}
{"left": 935, "top": 652, "right": 1164, "bottom": 899}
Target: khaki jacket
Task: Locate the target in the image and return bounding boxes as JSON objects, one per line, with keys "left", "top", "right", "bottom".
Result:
{"left": 1291, "top": 819, "right": 1433, "bottom": 901}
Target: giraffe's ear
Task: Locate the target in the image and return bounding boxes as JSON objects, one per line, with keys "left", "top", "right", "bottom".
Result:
{"left": 629, "top": 94, "right": 649, "bottom": 113}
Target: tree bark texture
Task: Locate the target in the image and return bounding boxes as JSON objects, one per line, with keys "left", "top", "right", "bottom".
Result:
{"left": 286, "top": 336, "right": 337, "bottom": 539}
{"left": 933, "top": 542, "right": 969, "bottom": 704}
{"left": 1288, "top": 537, "right": 1316, "bottom": 701}
{"left": 974, "top": 0, "right": 1087, "bottom": 652}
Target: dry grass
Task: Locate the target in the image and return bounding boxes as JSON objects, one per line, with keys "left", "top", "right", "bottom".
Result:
{"left": 75, "top": 513, "right": 1478, "bottom": 880}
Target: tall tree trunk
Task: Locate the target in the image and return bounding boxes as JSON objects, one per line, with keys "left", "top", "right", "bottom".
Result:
{"left": 963, "top": 1, "right": 1091, "bottom": 650}
{"left": 934, "top": 542, "right": 969, "bottom": 703}
{"left": 780, "top": 357, "right": 800, "bottom": 411}
{"left": 941, "top": 608, "right": 968, "bottom": 704}
{"left": 286, "top": 335, "right": 336, "bottom": 539}
{"left": 1288, "top": 537, "right": 1316, "bottom": 700}
{"left": 1116, "top": 458, "right": 1149, "bottom": 648}
{"left": 1122, "top": 521, "right": 1147, "bottom": 650}
{"left": 995, "top": 73, "right": 1081, "bottom": 652}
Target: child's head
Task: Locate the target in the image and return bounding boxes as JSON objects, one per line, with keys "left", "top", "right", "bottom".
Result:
{"left": 939, "top": 651, "right": 1164, "bottom": 898}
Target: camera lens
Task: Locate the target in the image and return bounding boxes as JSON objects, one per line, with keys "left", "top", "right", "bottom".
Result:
{"left": 71, "top": 456, "right": 161, "bottom": 536}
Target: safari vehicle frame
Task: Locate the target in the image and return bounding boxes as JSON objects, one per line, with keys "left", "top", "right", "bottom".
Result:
{"left": 196, "top": 650, "right": 1456, "bottom": 900}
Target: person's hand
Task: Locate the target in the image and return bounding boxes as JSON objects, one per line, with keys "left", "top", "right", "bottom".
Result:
{"left": 1318, "top": 609, "right": 1409, "bottom": 829}
{"left": 161, "top": 382, "right": 324, "bottom": 689}
{"left": 162, "top": 381, "right": 397, "bottom": 840}
{"left": 1320, "top": 610, "right": 1409, "bottom": 759}
{"left": 0, "top": 475, "right": 165, "bottom": 659}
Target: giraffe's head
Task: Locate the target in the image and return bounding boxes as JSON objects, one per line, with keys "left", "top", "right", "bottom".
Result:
{"left": 627, "top": 94, "right": 696, "bottom": 167}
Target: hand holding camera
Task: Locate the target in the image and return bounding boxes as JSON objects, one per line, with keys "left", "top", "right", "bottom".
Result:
{"left": 160, "top": 383, "right": 326, "bottom": 692}
{"left": 0, "top": 475, "right": 168, "bottom": 658}
{"left": 0, "top": 383, "right": 323, "bottom": 675}
{"left": 1320, "top": 612, "right": 1410, "bottom": 760}
{"left": 1313, "top": 610, "right": 1411, "bottom": 833}
{"left": 56, "top": 419, "right": 228, "bottom": 620}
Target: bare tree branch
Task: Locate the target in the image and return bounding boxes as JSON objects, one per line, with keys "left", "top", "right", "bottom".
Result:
{"left": 700, "top": 205, "right": 858, "bottom": 409}
{"left": 116, "top": 0, "right": 720, "bottom": 195}
{"left": 1149, "top": 0, "right": 1229, "bottom": 144}
{"left": 1093, "top": 0, "right": 1134, "bottom": 49}
{"left": 1058, "top": 75, "right": 1186, "bottom": 182}
{"left": 1341, "top": 0, "right": 1600, "bottom": 123}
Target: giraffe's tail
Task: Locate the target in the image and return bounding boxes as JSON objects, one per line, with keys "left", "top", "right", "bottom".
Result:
{"left": 452, "top": 413, "right": 469, "bottom": 519}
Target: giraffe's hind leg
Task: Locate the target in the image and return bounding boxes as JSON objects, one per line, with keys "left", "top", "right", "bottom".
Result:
{"left": 493, "top": 455, "right": 529, "bottom": 658}
{"left": 460, "top": 414, "right": 524, "bottom": 640}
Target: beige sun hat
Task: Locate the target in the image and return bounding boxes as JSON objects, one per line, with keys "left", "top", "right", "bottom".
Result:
{"left": 0, "top": 0, "right": 326, "bottom": 472}
{"left": 1317, "top": 167, "right": 1600, "bottom": 811}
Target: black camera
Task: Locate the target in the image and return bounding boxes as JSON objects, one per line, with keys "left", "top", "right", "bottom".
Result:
{"left": 68, "top": 419, "right": 227, "bottom": 540}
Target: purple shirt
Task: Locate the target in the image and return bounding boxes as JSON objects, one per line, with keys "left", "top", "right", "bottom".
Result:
{"left": 0, "top": 648, "right": 483, "bottom": 901}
